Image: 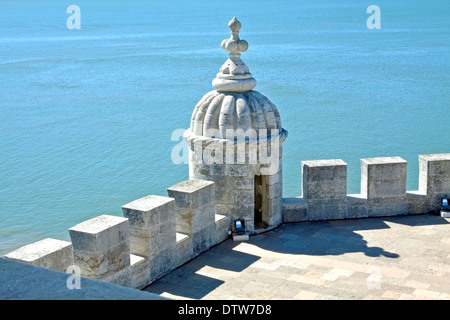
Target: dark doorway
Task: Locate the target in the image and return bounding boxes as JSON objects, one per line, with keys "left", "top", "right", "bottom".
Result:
{"left": 254, "top": 175, "right": 268, "bottom": 230}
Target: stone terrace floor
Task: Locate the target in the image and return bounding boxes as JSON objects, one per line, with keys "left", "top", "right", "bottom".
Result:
{"left": 144, "top": 214, "right": 450, "bottom": 300}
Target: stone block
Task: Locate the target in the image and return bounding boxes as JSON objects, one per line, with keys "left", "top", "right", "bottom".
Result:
{"left": 366, "top": 198, "right": 408, "bottom": 217}
{"left": 419, "top": 154, "right": 450, "bottom": 211}
{"left": 191, "top": 163, "right": 210, "bottom": 180}
{"left": 168, "top": 179, "right": 215, "bottom": 236}
{"left": 361, "top": 157, "right": 407, "bottom": 200}
{"left": 230, "top": 177, "right": 254, "bottom": 190}
{"left": 209, "top": 164, "right": 225, "bottom": 176}
{"left": 282, "top": 197, "right": 307, "bottom": 222}
{"left": 5, "top": 238, "right": 73, "bottom": 273}
{"left": 212, "top": 178, "right": 229, "bottom": 204}
{"left": 168, "top": 179, "right": 215, "bottom": 209}
{"left": 346, "top": 194, "right": 368, "bottom": 218}
{"left": 122, "top": 195, "right": 176, "bottom": 257}
{"left": 127, "top": 226, "right": 158, "bottom": 258}
{"left": 71, "top": 241, "right": 130, "bottom": 280}
{"left": 122, "top": 195, "right": 175, "bottom": 230}
{"left": 232, "top": 233, "right": 249, "bottom": 241}
{"left": 266, "top": 172, "right": 281, "bottom": 186}
{"left": 306, "top": 200, "right": 348, "bottom": 221}
{"left": 176, "top": 232, "right": 193, "bottom": 266}
{"left": 407, "top": 191, "right": 428, "bottom": 214}
{"left": 198, "top": 202, "right": 216, "bottom": 227}
{"left": 216, "top": 203, "right": 254, "bottom": 221}
{"left": 228, "top": 189, "right": 254, "bottom": 205}
{"left": 347, "top": 193, "right": 408, "bottom": 218}
{"left": 148, "top": 246, "right": 178, "bottom": 283}
{"left": 69, "top": 215, "right": 129, "bottom": 254}
{"left": 190, "top": 201, "right": 215, "bottom": 232}
{"left": 225, "top": 164, "right": 249, "bottom": 177}
{"left": 441, "top": 210, "right": 450, "bottom": 218}
{"left": 302, "top": 159, "right": 347, "bottom": 202}
{"left": 265, "top": 197, "right": 283, "bottom": 226}
{"left": 174, "top": 208, "right": 194, "bottom": 235}
{"left": 69, "top": 215, "right": 130, "bottom": 281}
{"left": 215, "top": 214, "right": 231, "bottom": 244}
{"left": 130, "top": 254, "right": 150, "bottom": 289}
{"left": 266, "top": 182, "right": 281, "bottom": 199}
{"left": 101, "top": 265, "right": 133, "bottom": 287}
{"left": 191, "top": 224, "right": 215, "bottom": 254}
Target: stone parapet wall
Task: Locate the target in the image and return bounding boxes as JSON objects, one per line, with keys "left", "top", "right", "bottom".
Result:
{"left": 283, "top": 154, "right": 450, "bottom": 223}
{"left": 4, "top": 153, "right": 449, "bottom": 291}
{"left": 4, "top": 179, "right": 230, "bottom": 290}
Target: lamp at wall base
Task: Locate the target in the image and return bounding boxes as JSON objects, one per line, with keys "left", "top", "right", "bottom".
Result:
{"left": 232, "top": 219, "right": 249, "bottom": 241}
{"left": 441, "top": 198, "right": 450, "bottom": 218}
{"left": 233, "top": 219, "right": 246, "bottom": 234}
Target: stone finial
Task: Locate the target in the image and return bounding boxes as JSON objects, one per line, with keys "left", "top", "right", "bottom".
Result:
{"left": 212, "top": 17, "right": 256, "bottom": 93}
{"left": 221, "top": 17, "right": 249, "bottom": 56}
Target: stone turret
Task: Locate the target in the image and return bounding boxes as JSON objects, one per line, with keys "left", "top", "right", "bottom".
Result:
{"left": 184, "top": 17, "right": 288, "bottom": 234}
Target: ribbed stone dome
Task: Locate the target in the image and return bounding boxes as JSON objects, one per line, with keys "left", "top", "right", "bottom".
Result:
{"left": 189, "top": 90, "right": 283, "bottom": 139}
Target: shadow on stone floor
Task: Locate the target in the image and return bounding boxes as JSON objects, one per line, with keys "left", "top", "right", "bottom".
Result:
{"left": 143, "top": 241, "right": 260, "bottom": 299}
{"left": 143, "top": 267, "right": 224, "bottom": 299}
{"left": 144, "top": 214, "right": 449, "bottom": 299}
{"left": 254, "top": 215, "right": 448, "bottom": 258}
{"left": 251, "top": 217, "right": 400, "bottom": 259}
{"left": 383, "top": 213, "right": 450, "bottom": 227}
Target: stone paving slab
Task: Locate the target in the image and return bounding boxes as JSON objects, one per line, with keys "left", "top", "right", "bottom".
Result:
{"left": 144, "top": 214, "right": 450, "bottom": 300}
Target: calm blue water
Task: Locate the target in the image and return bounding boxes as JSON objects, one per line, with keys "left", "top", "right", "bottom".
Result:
{"left": 1, "top": 0, "right": 449, "bottom": 254}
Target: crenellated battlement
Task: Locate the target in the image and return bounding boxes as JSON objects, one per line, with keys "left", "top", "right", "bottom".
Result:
{"left": 5, "top": 179, "right": 231, "bottom": 289}
{"left": 5, "top": 153, "right": 449, "bottom": 290}
{"left": 283, "top": 154, "right": 450, "bottom": 223}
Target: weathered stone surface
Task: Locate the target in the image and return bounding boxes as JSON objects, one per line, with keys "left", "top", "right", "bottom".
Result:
{"left": 122, "top": 195, "right": 175, "bottom": 229}
{"left": 130, "top": 254, "right": 150, "bottom": 289}
{"left": 419, "top": 154, "right": 450, "bottom": 193}
{"left": 215, "top": 214, "right": 230, "bottom": 243}
{"left": 5, "top": 238, "right": 73, "bottom": 273}
{"left": 71, "top": 240, "right": 130, "bottom": 279}
{"left": 176, "top": 232, "right": 193, "bottom": 266}
{"left": 347, "top": 193, "right": 408, "bottom": 218}
{"left": 122, "top": 195, "right": 178, "bottom": 287}
{"left": 366, "top": 198, "right": 408, "bottom": 217}
{"left": 282, "top": 197, "right": 307, "bottom": 222}
{"left": 302, "top": 159, "right": 347, "bottom": 202}
{"left": 266, "top": 172, "right": 281, "bottom": 186}
{"left": 168, "top": 179, "right": 216, "bottom": 256}
{"left": 216, "top": 203, "right": 254, "bottom": 221}
{"left": 407, "top": 191, "right": 428, "bottom": 214}
{"left": 122, "top": 195, "right": 176, "bottom": 258}
{"left": 127, "top": 226, "right": 161, "bottom": 258}
{"left": 346, "top": 194, "right": 368, "bottom": 219}
{"left": 361, "top": 157, "right": 407, "bottom": 199}
{"left": 147, "top": 246, "right": 178, "bottom": 283}
{"left": 69, "top": 215, "right": 129, "bottom": 254}
{"left": 101, "top": 265, "right": 133, "bottom": 287}
{"left": 69, "top": 215, "right": 130, "bottom": 283}
{"left": 225, "top": 164, "right": 249, "bottom": 177}
{"left": 419, "top": 153, "right": 450, "bottom": 211}
{"left": 227, "top": 189, "right": 254, "bottom": 205}
{"left": 191, "top": 225, "right": 216, "bottom": 254}
{"left": 168, "top": 179, "right": 215, "bottom": 210}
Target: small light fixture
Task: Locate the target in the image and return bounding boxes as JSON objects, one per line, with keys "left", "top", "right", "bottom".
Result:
{"left": 233, "top": 219, "right": 246, "bottom": 235}
{"left": 442, "top": 198, "right": 449, "bottom": 210}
